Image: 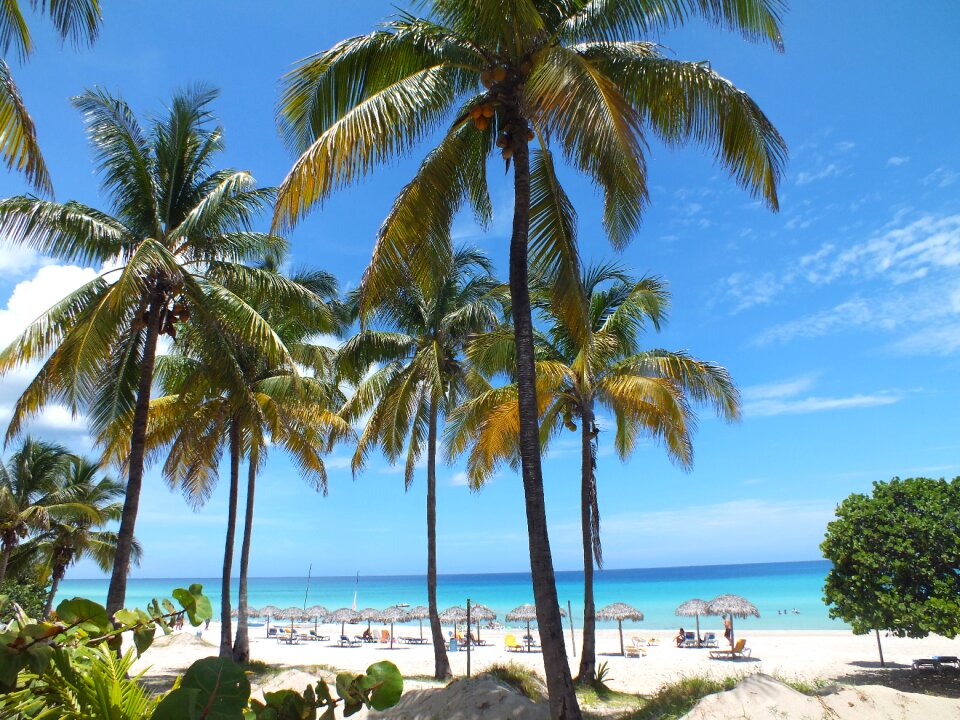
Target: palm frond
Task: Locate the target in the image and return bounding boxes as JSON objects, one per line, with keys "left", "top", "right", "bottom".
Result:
{"left": 0, "top": 60, "right": 51, "bottom": 193}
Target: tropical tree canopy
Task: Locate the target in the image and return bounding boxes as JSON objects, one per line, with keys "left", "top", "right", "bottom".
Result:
{"left": 0, "top": 86, "right": 307, "bottom": 447}
{"left": 447, "top": 264, "right": 740, "bottom": 495}
{"left": 0, "top": 0, "right": 103, "bottom": 192}
{"left": 275, "top": 0, "right": 787, "bottom": 320}
{"left": 822, "top": 476, "right": 960, "bottom": 639}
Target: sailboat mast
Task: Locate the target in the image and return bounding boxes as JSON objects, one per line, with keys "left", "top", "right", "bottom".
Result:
{"left": 302, "top": 563, "right": 312, "bottom": 611}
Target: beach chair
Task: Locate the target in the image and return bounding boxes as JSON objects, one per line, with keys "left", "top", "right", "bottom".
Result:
{"left": 625, "top": 638, "right": 647, "bottom": 658}
{"left": 934, "top": 655, "right": 959, "bottom": 674}
{"left": 267, "top": 627, "right": 278, "bottom": 639}
{"left": 504, "top": 634, "right": 524, "bottom": 652}
{"left": 709, "top": 638, "right": 751, "bottom": 660}
{"left": 682, "top": 631, "right": 698, "bottom": 648}
{"left": 630, "top": 636, "right": 647, "bottom": 647}
{"left": 702, "top": 632, "right": 719, "bottom": 648}
{"left": 380, "top": 629, "right": 390, "bottom": 644}
{"left": 912, "top": 658, "right": 939, "bottom": 673}
{"left": 308, "top": 630, "right": 329, "bottom": 642}
{"left": 646, "top": 637, "right": 660, "bottom": 647}
{"left": 339, "top": 635, "right": 361, "bottom": 647}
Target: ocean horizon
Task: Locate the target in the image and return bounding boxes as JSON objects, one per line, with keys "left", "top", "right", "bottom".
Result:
{"left": 59, "top": 559, "right": 845, "bottom": 631}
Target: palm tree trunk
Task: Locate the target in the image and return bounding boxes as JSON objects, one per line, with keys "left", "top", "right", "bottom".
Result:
{"left": 426, "top": 395, "right": 452, "bottom": 680}
{"left": 508, "top": 112, "right": 583, "bottom": 720}
{"left": 233, "top": 452, "right": 257, "bottom": 663}
{"left": 0, "top": 542, "right": 12, "bottom": 584}
{"left": 44, "top": 567, "right": 64, "bottom": 617}
{"left": 576, "top": 401, "right": 597, "bottom": 683}
{"left": 220, "top": 420, "right": 240, "bottom": 658}
{"left": 106, "top": 299, "right": 163, "bottom": 615}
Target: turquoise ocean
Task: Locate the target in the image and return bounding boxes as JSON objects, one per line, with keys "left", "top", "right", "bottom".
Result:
{"left": 58, "top": 560, "right": 843, "bottom": 631}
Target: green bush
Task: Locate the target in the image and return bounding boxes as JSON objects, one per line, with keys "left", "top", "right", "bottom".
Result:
{"left": 624, "top": 676, "right": 738, "bottom": 720}
{"left": 0, "top": 578, "right": 47, "bottom": 620}
{"left": 483, "top": 662, "right": 547, "bottom": 703}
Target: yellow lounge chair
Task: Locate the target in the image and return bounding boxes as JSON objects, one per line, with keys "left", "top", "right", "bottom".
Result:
{"left": 504, "top": 633, "right": 524, "bottom": 652}
{"left": 709, "top": 638, "right": 751, "bottom": 660}
{"left": 380, "top": 629, "right": 390, "bottom": 644}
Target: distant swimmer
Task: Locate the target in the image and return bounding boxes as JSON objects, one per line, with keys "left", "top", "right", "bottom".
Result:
{"left": 792, "top": 608, "right": 800, "bottom": 614}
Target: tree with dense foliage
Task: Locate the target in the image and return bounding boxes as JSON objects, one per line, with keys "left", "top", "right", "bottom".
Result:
{"left": 0, "top": 0, "right": 102, "bottom": 191}
{"left": 0, "top": 438, "right": 97, "bottom": 583}
{"left": 103, "top": 261, "right": 351, "bottom": 658}
{"left": 337, "top": 247, "right": 502, "bottom": 680}
{"left": 24, "top": 455, "right": 137, "bottom": 616}
{"left": 0, "top": 87, "right": 313, "bottom": 614}
{"left": 448, "top": 264, "right": 740, "bottom": 681}
{"left": 822, "top": 476, "right": 960, "bottom": 665}
{"left": 275, "top": 2, "right": 786, "bottom": 714}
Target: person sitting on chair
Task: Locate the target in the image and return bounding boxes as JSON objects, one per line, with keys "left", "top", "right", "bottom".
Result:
{"left": 675, "top": 627, "right": 686, "bottom": 647}
{"left": 361, "top": 627, "right": 373, "bottom": 641}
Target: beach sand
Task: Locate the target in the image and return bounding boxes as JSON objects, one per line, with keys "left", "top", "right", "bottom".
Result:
{"left": 135, "top": 621, "right": 960, "bottom": 698}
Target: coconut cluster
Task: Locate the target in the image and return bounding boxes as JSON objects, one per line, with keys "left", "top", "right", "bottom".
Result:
{"left": 132, "top": 297, "right": 191, "bottom": 339}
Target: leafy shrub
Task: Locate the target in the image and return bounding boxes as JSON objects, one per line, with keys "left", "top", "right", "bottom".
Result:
{"left": 0, "top": 578, "right": 47, "bottom": 620}
{"left": 624, "top": 676, "right": 738, "bottom": 720}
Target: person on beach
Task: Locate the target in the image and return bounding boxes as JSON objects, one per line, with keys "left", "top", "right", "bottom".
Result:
{"left": 675, "top": 627, "right": 686, "bottom": 647}
{"left": 362, "top": 627, "right": 373, "bottom": 641}
{"left": 723, "top": 615, "right": 733, "bottom": 646}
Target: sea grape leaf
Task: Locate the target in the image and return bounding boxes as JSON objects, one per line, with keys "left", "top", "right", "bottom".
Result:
{"left": 24, "top": 643, "right": 53, "bottom": 674}
{"left": 173, "top": 586, "right": 212, "bottom": 626}
{"left": 0, "top": 644, "right": 25, "bottom": 691}
{"left": 358, "top": 661, "right": 403, "bottom": 711}
{"left": 151, "top": 686, "right": 202, "bottom": 720}
{"left": 134, "top": 625, "right": 155, "bottom": 655}
{"left": 55, "top": 598, "right": 111, "bottom": 633}
{"left": 183, "top": 656, "right": 250, "bottom": 719}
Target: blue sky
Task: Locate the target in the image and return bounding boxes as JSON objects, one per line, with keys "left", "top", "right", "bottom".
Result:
{"left": 0, "top": 1, "right": 957, "bottom": 579}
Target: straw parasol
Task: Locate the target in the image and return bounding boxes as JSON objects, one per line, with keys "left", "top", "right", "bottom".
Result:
{"left": 380, "top": 605, "right": 409, "bottom": 649}
{"left": 358, "top": 607, "right": 382, "bottom": 635}
{"left": 596, "top": 602, "right": 644, "bottom": 656}
{"left": 306, "top": 605, "right": 329, "bottom": 633}
{"left": 276, "top": 606, "right": 307, "bottom": 633}
{"left": 675, "top": 598, "right": 709, "bottom": 648}
{"left": 505, "top": 603, "right": 567, "bottom": 652}
{"left": 405, "top": 605, "right": 430, "bottom": 640}
{"left": 439, "top": 605, "right": 467, "bottom": 625}
{"left": 230, "top": 606, "right": 261, "bottom": 618}
{"left": 327, "top": 607, "right": 360, "bottom": 636}
{"left": 705, "top": 594, "right": 759, "bottom": 648}
{"left": 259, "top": 605, "right": 280, "bottom": 634}
{"left": 470, "top": 603, "right": 496, "bottom": 642}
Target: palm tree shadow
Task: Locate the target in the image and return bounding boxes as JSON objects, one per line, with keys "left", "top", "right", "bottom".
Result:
{"left": 832, "top": 665, "right": 960, "bottom": 698}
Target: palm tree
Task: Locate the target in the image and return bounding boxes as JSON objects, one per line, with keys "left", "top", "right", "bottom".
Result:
{"left": 274, "top": 4, "right": 786, "bottom": 714}
{"left": 337, "top": 247, "right": 502, "bottom": 680}
{"left": 23, "top": 455, "right": 140, "bottom": 617}
{"left": 104, "top": 263, "right": 351, "bottom": 658}
{"left": 0, "top": 87, "right": 311, "bottom": 614}
{"left": 0, "top": 437, "right": 91, "bottom": 582}
{"left": 448, "top": 264, "right": 740, "bottom": 682}
{"left": 0, "top": 0, "right": 102, "bottom": 192}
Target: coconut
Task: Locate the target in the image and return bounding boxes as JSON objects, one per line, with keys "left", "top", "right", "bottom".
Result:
{"left": 475, "top": 117, "right": 489, "bottom": 131}
{"left": 469, "top": 107, "right": 482, "bottom": 120}
{"left": 480, "top": 70, "right": 494, "bottom": 88}
{"left": 481, "top": 105, "right": 494, "bottom": 118}
{"left": 501, "top": 148, "right": 513, "bottom": 160}
{"left": 492, "top": 66, "right": 507, "bottom": 82}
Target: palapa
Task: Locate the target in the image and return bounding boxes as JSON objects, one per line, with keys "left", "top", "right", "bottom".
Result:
{"left": 327, "top": 607, "right": 361, "bottom": 636}
{"left": 596, "top": 602, "right": 644, "bottom": 656}
{"left": 705, "top": 594, "right": 759, "bottom": 648}
{"left": 470, "top": 603, "right": 496, "bottom": 642}
{"left": 505, "top": 603, "right": 567, "bottom": 652}
{"left": 358, "top": 607, "right": 382, "bottom": 634}
{"left": 405, "top": 605, "right": 430, "bottom": 640}
{"left": 306, "top": 605, "right": 329, "bottom": 633}
{"left": 259, "top": 604, "right": 280, "bottom": 634}
{"left": 380, "top": 605, "right": 410, "bottom": 649}
{"left": 675, "top": 598, "right": 710, "bottom": 647}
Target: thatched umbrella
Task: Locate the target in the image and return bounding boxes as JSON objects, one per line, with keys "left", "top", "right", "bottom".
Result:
{"left": 380, "top": 605, "right": 409, "bottom": 649}
{"left": 306, "top": 605, "right": 329, "bottom": 633}
{"left": 260, "top": 605, "right": 281, "bottom": 634}
{"left": 470, "top": 603, "right": 496, "bottom": 642}
{"left": 276, "top": 606, "right": 307, "bottom": 634}
{"left": 230, "top": 606, "right": 261, "bottom": 618}
{"left": 358, "top": 607, "right": 382, "bottom": 636}
{"left": 327, "top": 607, "right": 360, "bottom": 636}
{"left": 505, "top": 604, "right": 567, "bottom": 652}
{"left": 675, "top": 598, "right": 709, "bottom": 647}
{"left": 405, "top": 605, "right": 430, "bottom": 640}
{"left": 596, "top": 602, "right": 644, "bottom": 656}
{"left": 705, "top": 595, "right": 759, "bottom": 649}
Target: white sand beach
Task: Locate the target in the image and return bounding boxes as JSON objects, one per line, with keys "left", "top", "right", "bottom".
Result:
{"left": 135, "top": 621, "right": 960, "bottom": 698}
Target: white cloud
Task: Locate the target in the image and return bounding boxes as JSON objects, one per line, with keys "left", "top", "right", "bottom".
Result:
{"left": 795, "top": 163, "right": 842, "bottom": 186}
{"left": 741, "top": 375, "right": 900, "bottom": 417}
{"left": 886, "top": 156, "right": 910, "bottom": 167}
{"left": 449, "top": 470, "right": 469, "bottom": 487}
{"left": 719, "top": 271, "right": 786, "bottom": 312}
{"left": 923, "top": 166, "right": 958, "bottom": 188}
{"left": 0, "top": 245, "right": 43, "bottom": 275}
{"left": 0, "top": 263, "right": 100, "bottom": 347}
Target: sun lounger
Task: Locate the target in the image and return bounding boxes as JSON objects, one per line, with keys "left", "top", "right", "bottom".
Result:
{"left": 913, "top": 656, "right": 959, "bottom": 674}
{"left": 504, "top": 633, "right": 524, "bottom": 652}
{"left": 630, "top": 636, "right": 647, "bottom": 647}
{"left": 646, "top": 637, "right": 660, "bottom": 647}
{"left": 934, "top": 655, "right": 959, "bottom": 673}
{"left": 339, "top": 635, "right": 361, "bottom": 647}
{"left": 308, "top": 630, "right": 330, "bottom": 641}
{"left": 625, "top": 638, "right": 647, "bottom": 658}
{"left": 380, "top": 629, "right": 390, "bottom": 644}
{"left": 682, "top": 631, "right": 699, "bottom": 648}
{"left": 702, "top": 632, "right": 719, "bottom": 648}
{"left": 912, "top": 658, "right": 939, "bottom": 672}
{"left": 709, "top": 638, "right": 751, "bottom": 660}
